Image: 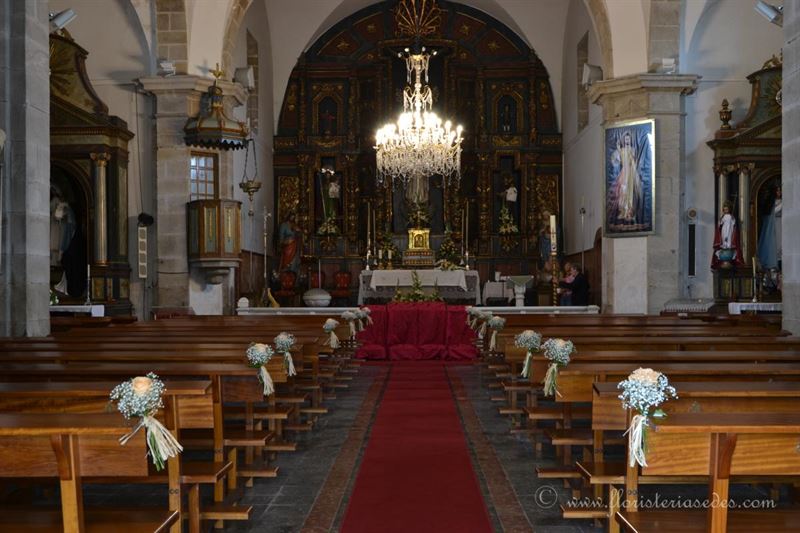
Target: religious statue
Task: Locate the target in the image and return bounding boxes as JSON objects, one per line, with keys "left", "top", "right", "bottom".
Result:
{"left": 500, "top": 101, "right": 514, "bottom": 134}
{"left": 758, "top": 185, "right": 782, "bottom": 270}
{"left": 318, "top": 167, "right": 340, "bottom": 235}
{"left": 319, "top": 104, "right": 336, "bottom": 136}
{"left": 537, "top": 210, "right": 555, "bottom": 268}
{"left": 498, "top": 176, "right": 519, "bottom": 236}
{"left": 610, "top": 131, "right": 644, "bottom": 223}
{"left": 712, "top": 201, "right": 743, "bottom": 269}
{"left": 278, "top": 212, "right": 302, "bottom": 273}
{"left": 50, "top": 188, "right": 78, "bottom": 295}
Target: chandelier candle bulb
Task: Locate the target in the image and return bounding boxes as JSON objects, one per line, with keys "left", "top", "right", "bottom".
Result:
{"left": 550, "top": 214, "right": 557, "bottom": 250}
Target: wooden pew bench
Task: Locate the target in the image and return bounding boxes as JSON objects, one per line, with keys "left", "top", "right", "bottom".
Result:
{"left": 0, "top": 412, "right": 179, "bottom": 533}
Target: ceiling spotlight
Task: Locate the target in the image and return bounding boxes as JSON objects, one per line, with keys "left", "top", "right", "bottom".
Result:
{"left": 49, "top": 9, "right": 77, "bottom": 33}
{"left": 661, "top": 57, "right": 676, "bottom": 74}
{"left": 755, "top": 1, "right": 783, "bottom": 27}
{"left": 158, "top": 60, "right": 176, "bottom": 77}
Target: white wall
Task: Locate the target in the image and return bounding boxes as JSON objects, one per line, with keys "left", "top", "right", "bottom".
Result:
{"left": 50, "top": 0, "right": 155, "bottom": 319}
{"left": 681, "top": 0, "right": 783, "bottom": 298}
{"left": 561, "top": 0, "right": 604, "bottom": 255}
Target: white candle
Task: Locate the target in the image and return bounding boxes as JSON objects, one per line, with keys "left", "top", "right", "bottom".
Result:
{"left": 550, "top": 214, "right": 557, "bottom": 252}
{"left": 378, "top": 249, "right": 383, "bottom": 260}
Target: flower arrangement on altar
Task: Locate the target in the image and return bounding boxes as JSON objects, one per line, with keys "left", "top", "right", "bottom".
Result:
{"left": 393, "top": 271, "right": 442, "bottom": 303}
{"left": 618, "top": 368, "right": 678, "bottom": 467}
{"left": 317, "top": 215, "right": 339, "bottom": 236}
{"left": 541, "top": 338, "right": 574, "bottom": 397}
{"left": 323, "top": 318, "right": 340, "bottom": 349}
{"left": 109, "top": 373, "right": 183, "bottom": 471}
{"left": 274, "top": 332, "right": 297, "bottom": 376}
{"left": 515, "top": 330, "right": 542, "bottom": 378}
{"left": 50, "top": 288, "right": 59, "bottom": 305}
{"left": 246, "top": 342, "right": 275, "bottom": 395}
{"left": 377, "top": 230, "right": 399, "bottom": 259}
{"left": 498, "top": 204, "right": 519, "bottom": 235}
{"left": 487, "top": 316, "right": 505, "bottom": 352}
{"left": 341, "top": 310, "right": 358, "bottom": 338}
{"left": 436, "top": 228, "right": 460, "bottom": 264}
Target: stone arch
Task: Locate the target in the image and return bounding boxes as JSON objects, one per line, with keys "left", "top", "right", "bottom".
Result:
{"left": 155, "top": 0, "right": 189, "bottom": 74}
{"left": 583, "top": 0, "right": 614, "bottom": 78}
{"left": 221, "top": 0, "right": 254, "bottom": 75}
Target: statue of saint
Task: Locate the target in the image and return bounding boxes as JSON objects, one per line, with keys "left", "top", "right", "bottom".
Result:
{"left": 50, "top": 190, "right": 77, "bottom": 295}
{"left": 712, "top": 201, "right": 743, "bottom": 268}
{"left": 537, "top": 210, "right": 554, "bottom": 269}
{"left": 758, "top": 185, "right": 782, "bottom": 270}
{"left": 278, "top": 212, "right": 302, "bottom": 273}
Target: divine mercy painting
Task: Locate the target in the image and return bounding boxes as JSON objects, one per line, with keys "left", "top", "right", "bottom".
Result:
{"left": 604, "top": 118, "right": 655, "bottom": 236}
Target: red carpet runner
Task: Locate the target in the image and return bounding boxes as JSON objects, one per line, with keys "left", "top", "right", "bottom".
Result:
{"left": 341, "top": 363, "right": 493, "bottom": 532}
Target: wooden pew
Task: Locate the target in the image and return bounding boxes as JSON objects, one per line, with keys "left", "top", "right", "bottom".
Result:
{"left": 616, "top": 413, "right": 800, "bottom": 532}
{"left": 0, "top": 412, "right": 179, "bottom": 533}
{"left": 0, "top": 380, "right": 219, "bottom": 533}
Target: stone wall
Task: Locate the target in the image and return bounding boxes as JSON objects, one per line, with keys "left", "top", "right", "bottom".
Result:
{"left": 784, "top": 0, "right": 800, "bottom": 334}
{"left": 0, "top": 1, "right": 50, "bottom": 337}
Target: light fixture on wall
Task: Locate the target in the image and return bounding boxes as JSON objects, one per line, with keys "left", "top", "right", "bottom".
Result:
{"left": 234, "top": 66, "right": 255, "bottom": 91}
{"left": 184, "top": 64, "right": 248, "bottom": 150}
{"left": 238, "top": 137, "right": 261, "bottom": 216}
{"left": 660, "top": 58, "right": 676, "bottom": 74}
{"left": 158, "top": 60, "right": 176, "bottom": 77}
{"left": 755, "top": 1, "right": 783, "bottom": 27}
{"left": 49, "top": 9, "right": 77, "bottom": 33}
{"left": 581, "top": 63, "right": 603, "bottom": 88}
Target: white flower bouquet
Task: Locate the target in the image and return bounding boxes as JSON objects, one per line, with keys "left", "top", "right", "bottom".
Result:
{"left": 109, "top": 373, "right": 183, "bottom": 471}
{"left": 341, "top": 310, "right": 358, "bottom": 338}
{"left": 515, "top": 330, "right": 542, "bottom": 378}
{"left": 353, "top": 309, "right": 366, "bottom": 332}
{"left": 246, "top": 342, "right": 275, "bottom": 395}
{"left": 361, "top": 306, "right": 374, "bottom": 325}
{"left": 274, "top": 332, "right": 297, "bottom": 376}
{"left": 541, "top": 338, "right": 575, "bottom": 397}
{"left": 618, "top": 368, "right": 678, "bottom": 467}
{"left": 323, "top": 318, "right": 340, "bottom": 349}
{"left": 477, "top": 311, "right": 493, "bottom": 337}
{"left": 487, "top": 316, "right": 505, "bottom": 352}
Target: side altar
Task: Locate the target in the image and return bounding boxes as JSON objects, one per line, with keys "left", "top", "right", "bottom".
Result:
{"left": 358, "top": 270, "right": 480, "bottom": 305}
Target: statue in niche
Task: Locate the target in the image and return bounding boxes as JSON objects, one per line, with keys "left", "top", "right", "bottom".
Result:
{"left": 318, "top": 97, "right": 337, "bottom": 136}
{"left": 50, "top": 183, "right": 86, "bottom": 297}
{"left": 711, "top": 201, "right": 743, "bottom": 269}
{"left": 278, "top": 212, "right": 302, "bottom": 273}
{"left": 498, "top": 96, "right": 516, "bottom": 135}
{"left": 497, "top": 174, "right": 519, "bottom": 235}
{"left": 317, "top": 167, "right": 340, "bottom": 235}
{"left": 758, "top": 184, "right": 782, "bottom": 271}
{"left": 537, "top": 210, "right": 557, "bottom": 269}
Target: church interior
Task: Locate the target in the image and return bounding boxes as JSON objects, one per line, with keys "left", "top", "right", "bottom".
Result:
{"left": 1, "top": 0, "right": 799, "bottom": 531}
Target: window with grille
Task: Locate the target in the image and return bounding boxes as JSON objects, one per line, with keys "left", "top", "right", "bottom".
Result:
{"left": 190, "top": 152, "right": 218, "bottom": 200}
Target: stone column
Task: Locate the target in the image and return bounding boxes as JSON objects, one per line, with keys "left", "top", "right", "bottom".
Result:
{"left": 783, "top": 0, "right": 800, "bottom": 334}
{"left": 139, "top": 76, "right": 247, "bottom": 314}
{"left": 0, "top": 1, "right": 50, "bottom": 337}
{"left": 589, "top": 73, "right": 699, "bottom": 314}
{"left": 90, "top": 153, "right": 110, "bottom": 264}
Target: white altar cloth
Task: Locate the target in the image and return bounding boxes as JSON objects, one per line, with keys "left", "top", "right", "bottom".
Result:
{"left": 369, "top": 269, "right": 468, "bottom": 291}
{"left": 728, "top": 302, "right": 782, "bottom": 315}
{"left": 49, "top": 304, "right": 105, "bottom": 317}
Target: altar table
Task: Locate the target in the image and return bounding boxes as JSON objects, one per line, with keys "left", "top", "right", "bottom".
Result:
{"left": 355, "top": 302, "right": 478, "bottom": 360}
{"left": 358, "top": 269, "right": 480, "bottom": 305}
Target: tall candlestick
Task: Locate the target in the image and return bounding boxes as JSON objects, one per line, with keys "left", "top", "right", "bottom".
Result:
{"left": 461, "top": 208, "right": 465, "bottom": 256}
{"left": 752, "top": 256, "right": 756, "bottom": 278}
{"left": 318, "top": 260, "right": 322, "bottom": 289}
{"left": 550, "top": 214, "right": 557, "bottom": 252}
{"left": 465, "top": 202, "right": 469, "bottom": 254}
{"left": 373, "top": 208, "right": 377, "bottom": 256}
{"left": 367, "top": 202, "right": 371, "bottom": 249}
{"left": 85, "top": 264, "right": 91, "bottom": 305}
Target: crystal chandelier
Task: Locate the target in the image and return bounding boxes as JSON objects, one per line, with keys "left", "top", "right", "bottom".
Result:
{"left": 375, "top": 47, "right": 463, "bottom": 188}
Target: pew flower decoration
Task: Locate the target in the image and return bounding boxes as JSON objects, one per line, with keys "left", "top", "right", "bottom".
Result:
{"left": 110, "top": 373, "right": 183, "bottom": 471}
{"left": 477, "top": 311, "right": 493, "bottom": 337}
{"left": 541, "top": 338, "right": 575, "bottom": 398}
{"left": 487, "top": 316, "right": 506, "bottom": 352}
{"left": 465, "top": 306, "right": 474, "bottom": 327}
{"left": 515, "top": 330, "right": 542, "bottom": 378}
{"left": 618, "top": 368, "right": 678, "bottom": 468}
{"left": 246, "top": 342, "right": 275, "bottom": 396}
{"left": 323, "top": 318, "right": 340, "bottom": 349}
{"left": 353, "top": 309, "right": 367, "bottom": 332}
{"left": 274, "top": 332, "right": 297, "bottom": 376}
{"left": 341, "top": 310, "right": 358, "bottom": 338}
{"left": 361, "top": 306, "right": 374, "bottom": 325}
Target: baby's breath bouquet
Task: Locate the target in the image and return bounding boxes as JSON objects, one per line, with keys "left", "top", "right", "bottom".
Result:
{"left": 353, "top": 309, "right": 367, "bottom": 332}
{"left": 515, "top": 330, "right": 542, "bottom": 378}
{"left": 109, "top": 373, "right": 182, "bottom": 471}
{"left": 341, "top": 310, "right": 358, "bottom": 338}
{"left": 246, "top": 342, "right": 275, "bottom": 395}
{"left": 361, "top": 306, "right": 374, "bottom": 325}
{"left": 487, "top": 316, "right": 505, "bottom": 352}
{"left": 618, "top": 368, "right": 678, "bottom": 468}
{"left": 541, "top": 339, "right": 575, "bottom": 397}
{"left": 467, "top": 307, "right": 482, "bottom": 329}
{"left": 323, "top": 318, "right": 340, "bottom": 349}
{"left": 274, "top": 332, "right": 297, "bottom": 376}
{"left": 477, "top": 311, "right": 493, "bottom": 337}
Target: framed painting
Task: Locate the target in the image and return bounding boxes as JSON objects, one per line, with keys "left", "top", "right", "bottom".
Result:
{"left": 603, "top": 118, "right": 655, "bottom": 237}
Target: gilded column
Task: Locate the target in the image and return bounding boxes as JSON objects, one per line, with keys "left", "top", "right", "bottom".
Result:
{"left": 738, "top": 165, "right": 751, "bottom": 260}
{"left": 90, "top": 152, "right": 111, "bottom": 264}
{"left": 476, "top": 152, "right": 491, "bottom": 255}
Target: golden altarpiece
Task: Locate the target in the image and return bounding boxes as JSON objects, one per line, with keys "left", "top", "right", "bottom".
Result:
{"left": 708, "top": 56, "right": 782, "bottom": 302}
{"left": 49, "top": 32, "right": 134, "bottom": 314}
{"left": 273, "top": 0, "right": 562, "bottom": 294}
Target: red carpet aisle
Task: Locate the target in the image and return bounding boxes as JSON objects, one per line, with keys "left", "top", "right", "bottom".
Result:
{"left": 341, "top": 363, "right": 493, "bottom": 532}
